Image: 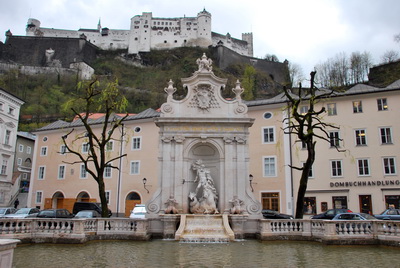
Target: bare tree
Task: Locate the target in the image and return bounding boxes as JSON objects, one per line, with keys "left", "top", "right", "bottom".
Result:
{"left": 264, "top": 54, "right": 279, "bottom": 62}
{"left": 283, "top": 71, "right": 343, "bottom": 219}
{"left": 381, "top": 50, "right": 399, "bottom": 64}
{"left": 288, "top": 62, "right": 305, "bottom": 87}
{"left": 350, "top": 51, "right": 372, "bottom": 84}
{"left": 61, "top": 78, "right": 128, "bottom": 217}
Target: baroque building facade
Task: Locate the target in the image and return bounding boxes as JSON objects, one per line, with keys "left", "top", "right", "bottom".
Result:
{"left": 0, "top": 89, "right": 24, "bottom": 207}
{"left": 27, "top": 57, "right": 400, "bottom": 219}
{"left": 25, "top": 9, "right": 253, "bottom": 57}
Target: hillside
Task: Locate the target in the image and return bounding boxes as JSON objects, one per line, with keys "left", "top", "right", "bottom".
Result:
{"left": 0, "top": 47, "right": 283, "bottom": 131}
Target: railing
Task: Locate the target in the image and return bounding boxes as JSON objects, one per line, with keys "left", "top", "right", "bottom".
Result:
{"left": 0, "top": 218, "right": 399, "bottom": 246}
{"left": 0, "top": 218, "right": 149, "bottom": 243}
{"left": 260, "top": 219, "right": 400, "bottom": 246}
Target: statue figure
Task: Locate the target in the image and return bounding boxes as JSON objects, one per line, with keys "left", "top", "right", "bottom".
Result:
{"left": 164, "top": 195, "right": 179, "bottom": 214}
{"left": 229, "top": 196, "right": 244, "bottom": 214}
{"left": 189, "top": 159, "right": 219, "bottom": 214}
{"left": 196, "top": 53, "right": 213, "bottom": 72}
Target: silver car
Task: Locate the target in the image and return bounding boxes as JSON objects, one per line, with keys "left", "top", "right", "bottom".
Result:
{"left": 4, "top": 208, "right": 40, "bottom": 218}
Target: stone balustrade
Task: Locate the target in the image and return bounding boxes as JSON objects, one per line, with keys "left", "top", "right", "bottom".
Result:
{"left": 259, "top": 219, "right": 400, "bottom": 246}
{"left": 0, "top": 218, "right": 398, "bottom": 247}
{"left": 0, "top": 218, "right": 150, "bottom": 243}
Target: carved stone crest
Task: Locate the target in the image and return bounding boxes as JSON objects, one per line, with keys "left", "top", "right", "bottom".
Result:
{"left": 190, "top": 84, "right": 220, "bottom": 111}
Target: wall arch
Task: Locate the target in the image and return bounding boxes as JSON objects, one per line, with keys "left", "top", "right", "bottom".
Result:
{"left": 125, "top": 191, "right": 142, "bottom": 216}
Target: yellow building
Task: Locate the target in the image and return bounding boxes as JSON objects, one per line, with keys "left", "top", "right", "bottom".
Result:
{"left": 28, "top": 75, "right": 400, "bottom": 217}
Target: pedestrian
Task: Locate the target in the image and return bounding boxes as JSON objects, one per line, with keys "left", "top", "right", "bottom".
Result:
{"left": 14, "top": 198, "right": 19, "bottom": 209}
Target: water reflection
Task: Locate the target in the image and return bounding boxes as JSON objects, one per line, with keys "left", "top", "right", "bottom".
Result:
{"left": 13, "top": 240, "right": 400, "bottom": 268}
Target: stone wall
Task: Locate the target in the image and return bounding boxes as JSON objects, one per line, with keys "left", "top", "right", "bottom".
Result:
{"left": 1, "top": 36, "right": 97, "bottom": 69}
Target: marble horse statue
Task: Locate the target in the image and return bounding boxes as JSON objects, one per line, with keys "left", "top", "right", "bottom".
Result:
{"left": 189, "top": 160, "right": 219, "bottom": 214}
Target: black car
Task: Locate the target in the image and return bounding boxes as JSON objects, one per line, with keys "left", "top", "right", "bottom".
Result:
{"left": 36, "top": 209, "right": 74, "bottom": 218}
{"left": 73, "top": 202, "right": 112, "bottom": 217}
{"left": 374, "top": 209, "right": 400, "bottom": 220}
{"left": 262, "top": 210, "right": 294, "bottom": 219}
{"left": 311, "top": 208, "right": 352, "bottom": 220}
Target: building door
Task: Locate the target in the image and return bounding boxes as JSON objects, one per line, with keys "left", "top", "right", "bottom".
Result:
{"left": 125, "top": 192, "right": 142, "bottom": 216}
{"left": 262, "top": 192, "right": 280, "bottom": 211}
{"left": 359, "top": 195, "right": 372, "bottom": 214}
{"left": 385, "top": 195, "right": 400, "bottom": 209}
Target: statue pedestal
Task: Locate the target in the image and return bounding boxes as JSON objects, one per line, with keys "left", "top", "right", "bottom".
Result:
{"left": 229, "top": 215, "right": 249, "bottom": 239}
{"left": 160, "top": 214, "right": 180, "bottom": 239}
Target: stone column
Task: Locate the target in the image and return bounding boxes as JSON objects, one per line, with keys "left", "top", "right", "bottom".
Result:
{"left": 0, "top": 239, "right": 20, "bottom": 268}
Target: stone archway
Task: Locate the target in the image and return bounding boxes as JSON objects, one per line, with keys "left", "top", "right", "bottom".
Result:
{"left": 45, "top": 191, "right": 64, "bottom": 209}
{"left": 125, "top": 192, "right": 142, "bottom": 216}
{"left": 76, "top": 191, "right": 91, "bottom": 202}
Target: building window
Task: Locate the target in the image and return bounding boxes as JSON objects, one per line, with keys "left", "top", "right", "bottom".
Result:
{"left": 261, "top": 192, "right": 280, "bottom": 211}
{"left": 383, "top": 157, "right": 396, "bottom": 175}
{"left": 263, "top": 112, "right": 273, "bottom": 119}
{"left": 60, "top": 145, "right": 67, "bottom": 154}
{"left": 130, "top": 161, "right": 140, "bottom": 175}
{"left": 352, "top": 101, "right": 362, "bottom": 113}
{"left": 27, "top": 146, "right": 32, "bottom": 154}
{"left": 132, "top": 137, "right": 141, "bottom": 150}
{"left": 17, "top": 158, "right": 22, "bottom": 166}
{"left": 304, "top": 197, "right": 316, "bottom": 214}
{"left": 82, "top": 143, "right": 90, "bottom": 153}
{"left": 36, "top": 191, "right": 43, "bottom": 204}
{"left": 380, "top": 127, "right": 392, "bottom": 144}
{"left": 80, "top": 164, "right": 87, "bottom": 179}
{"left": 4, "top": 130, "right": 11, "bottom": 145}
{"left": 327, "top": 103, "right": 337, "bottom": 116}
{"left": 105, "top": 191, "right": 110, "bottom": 204}
{"left": 329, "top": 131, "right": 340, "bottom": 147}
{"left": 58, "top": 165, "right": 66, "bottom": 179}
{"left": 263, "top": 156, "right": 276, "bottom": 177}
{"left": 18, "top": 144, "right": 24, "bottom": 152}
{"left": 8, "top": 107, "right": 14, "bottom": 115}
{"left": 40, "top": 146, "right": 48, "bottom": 156}
{"left": 332, "top": 196, "right": 348, "bottom": 209}
{"left": 300, "top": 106, "right": 308, "bottom": 115}
{"left": 357, "top": 159, "right": 370, "bottom": 176}
{"left": 0, "top": 160, "right": 7, "bottom": 175}
{"left": 331, "top": 160, "right": 343, "bottom": 177}
{"left": 262, "top": 127, "right": 275, "bottom": 143}
{"left": 104, "top": 164, "right": 112, "bottom": 178}
{"left": 377, "top": 98, "right": 388, "bottom": 111}
{"left": 355, "top": 129, "right": 367, "bottom": 146}
{"left": 38, "top": 166, "right": 45, "bottom": 180}
{"left": 106, "top": 141, "right": 114, "bottom": 151}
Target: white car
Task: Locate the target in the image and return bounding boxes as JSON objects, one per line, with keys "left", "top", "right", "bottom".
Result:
{"left": 129, "top": 205, "right": 146, "bottom": 219}
{"left": 4, "top": 208, "right": 40, "bottom": 218}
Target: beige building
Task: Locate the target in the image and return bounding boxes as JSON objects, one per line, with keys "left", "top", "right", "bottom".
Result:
{"left": 28, "top": 70, "right": 400, "bottom": 217}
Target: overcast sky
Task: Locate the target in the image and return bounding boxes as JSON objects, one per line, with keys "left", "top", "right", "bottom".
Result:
{"left": 1, "top": 0, "right": 400, "bottom": 77}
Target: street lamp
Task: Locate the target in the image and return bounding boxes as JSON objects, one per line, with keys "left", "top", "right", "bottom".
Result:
{"left": 143, "top": 178, "right": 149, "bottom": 194}
{"left": 249, "top": 174, "right": 254, "bottom": 192}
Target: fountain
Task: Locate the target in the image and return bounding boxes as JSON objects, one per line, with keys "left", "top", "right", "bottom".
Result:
{"left": 145, "top": 54, "right": 262, "bottom": 240}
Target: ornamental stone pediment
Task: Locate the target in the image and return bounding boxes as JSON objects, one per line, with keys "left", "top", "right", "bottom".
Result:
{"left": 160, "top": 53, "right": 248, "bottom": 118}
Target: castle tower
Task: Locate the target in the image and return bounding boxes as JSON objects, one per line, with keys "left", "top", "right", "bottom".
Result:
{"left": 128, "top": 12, "right": 152, "bottom": 54}
{"left": 242, "top": 33, "right": 254, "bottom": 57}
{"left": 26, "top": 18, "right": 40, "bottom": 36}
{"left": 196, "top": 8, "right": 212, "bottom": 46}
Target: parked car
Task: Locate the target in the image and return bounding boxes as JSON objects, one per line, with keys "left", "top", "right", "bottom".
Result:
{"left": 262, "top": 210, "right": 294, "bottom": 219}
{"left": 74, "top": 210, "right": 101, "bottom": 218}
{"left": 332, "top": 213, "right": 376, "bottom": 221}
{"left": 36, "top": 209, "right": 74, "bottom": 218}
{"left": 4, "top": 208, "right": 40, "bottom": 218}
{"left": 0, "top": 207, "right": 16, "bottom": 218}
{"left": 311, "top": 208, "right": 352, "bottom": 220}
{"left": 374, "top": 209, "right": 400, "bottom": 220}
{"left": 333, "top": 212, "right": 377, "bottom": 231}
{"left": 73, "top": 202, "right": 112, "bottom": 217}
{"left": 129, "top": 204, "right": 146, "bottom": 219}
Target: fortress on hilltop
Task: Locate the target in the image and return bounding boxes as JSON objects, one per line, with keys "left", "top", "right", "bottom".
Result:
{"left": 26, "top": 9, "right": 254, "bottom": 57}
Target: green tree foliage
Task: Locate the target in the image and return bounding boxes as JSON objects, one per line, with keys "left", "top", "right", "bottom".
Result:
{"left": 61, "top": 78, "right": 128, "bottom": 217}
{"left": 241, "top": 65, "right": 256, "bottom": 100}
